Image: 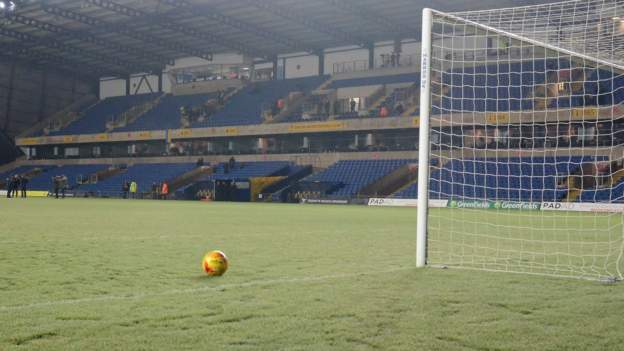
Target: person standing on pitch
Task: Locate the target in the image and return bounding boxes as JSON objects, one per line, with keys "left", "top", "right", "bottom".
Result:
{"left": 20, "top": 175, "right": 28, "bottom": 198}
{"left": 129, "top": 180, "right": 137, "bottom": 199}
{"left": 60, "top": 175, "right": 68, "bottom": 198}
{"left": 151, "top": 182, "right": 158, "bottom": 200}
{"left": 53, "top": 176, "right": 61, "bottom": 199}
{"left": 161, "top": 181, "right": 169, "bottom": 200}
{"left": 12, "top": 175, "right": 21, "bottom": 198}
{"left": 122, "top": 180, "right": 129, "bottom": 199}
{"left": 6, "top": 176, "right": 13, "bottom": 198}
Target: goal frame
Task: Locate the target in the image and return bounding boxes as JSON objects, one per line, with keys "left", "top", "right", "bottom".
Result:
{"left": 415, "top": 5, "right": 624, "bottom": 270}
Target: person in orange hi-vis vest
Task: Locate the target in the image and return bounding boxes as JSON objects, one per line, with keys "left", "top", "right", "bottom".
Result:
{"left": 161, "top": 182, "right": 169, "bottom": 200}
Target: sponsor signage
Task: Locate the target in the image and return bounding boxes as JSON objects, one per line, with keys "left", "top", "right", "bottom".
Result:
{"left": 301, "top": 198, "right": 349, "bottom": 205}
{"left": 447, "top": 200, "right": 540, "bottom": 210}
{"left": 288, "top": 121, "right": 345, "bottom": 133}
{"left": 15, "top": 130, "right": 165, "bottom": 146}
{"left": 367, "top": 198, "right": 623, "bottom": 213}
{"left": 571, "top": 107, "right": 598, "bottom": 119}
{"left": 367, "top": 198, "right": 448, "bottom": 208}
{"left": 0, "top": 190, "right": 47, "bottom": 197}
{"left": 541, "top": 202, "right": 624, "bottom": 213}
{"left": 486, "top": 112, "right": 510, "bottom": 124}
{"left": 225, "top": 127, "right": 239, "bottom": 136}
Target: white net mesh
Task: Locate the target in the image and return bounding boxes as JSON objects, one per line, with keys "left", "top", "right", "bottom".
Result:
{"left": 421, "top": 0, "right": 624, "bottom": 280}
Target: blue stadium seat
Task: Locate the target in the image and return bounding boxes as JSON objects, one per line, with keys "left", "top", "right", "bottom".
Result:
{"left": 51, "top": 93, "right": 161, "bottom": 135}
{"left": 117, "top": 92, "right": 219, "bottom": 132}
{"left": 394, "top": 156, "right": 606, "bottom": 202}
{"left": 305, "top": 159, "right": 412, "bottom": 197}
{"left": 328, "top": 73, "right": 419, "bottom": 89}
{"left": 27, "top": 164, "right": 108, "bottom": 191}
{"left": 78, "top": 163, "right": 196, "bottom": 196}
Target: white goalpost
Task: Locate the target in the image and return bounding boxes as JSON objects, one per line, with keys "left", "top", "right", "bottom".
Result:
{"left": 417, "top": 0, "right": 624, "bottom": 280}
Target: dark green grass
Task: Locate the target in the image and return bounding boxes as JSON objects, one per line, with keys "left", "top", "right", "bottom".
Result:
{"left": 0, "top": 198, "right": 623, "bottom": 350}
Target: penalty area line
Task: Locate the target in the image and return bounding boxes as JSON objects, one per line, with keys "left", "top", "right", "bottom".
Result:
{"left": 0, "top": 267, "right": 414, "bottom": 312}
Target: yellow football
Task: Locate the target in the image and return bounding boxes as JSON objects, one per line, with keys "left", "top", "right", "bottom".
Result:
{"left": 202, "top": 250, "right": 228, "bottom": 276}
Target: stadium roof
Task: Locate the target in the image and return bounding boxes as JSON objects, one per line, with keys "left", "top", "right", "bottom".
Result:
{"left": 0, "top": 0, "right": 558, "bottom": 80}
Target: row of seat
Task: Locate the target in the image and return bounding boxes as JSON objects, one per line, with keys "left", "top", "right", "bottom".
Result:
{"left": 78, "top": 163, "right": 197, "bottom": 195}
{"left": 305, "top": 159, "right": 412, "bottom": 197}
{"left": 395, "top": 156, "right": 606, "bottom": 202}
{"left": 579, "top": 180, "right": 624, "bottom": 202}
{"left": 41, "top": 61, "right": 624, "bottom": 136}
{"left": 436, "top": 59, "right": 624, "bottom": 112}
{"left": 48, "top": 93, "right": 161, "bottom": 136}
{"left": 5, "top": 158, "right": 624, "bottom": 203}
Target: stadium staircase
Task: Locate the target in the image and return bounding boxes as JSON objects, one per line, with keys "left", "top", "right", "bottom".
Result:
{"left": 402, "top": 104, "right": 419, "bottom": 117}
{"left": 564, "top": 174, "right": 582, "bottom": 202}
{"left": 266, "top": 76, "right": 332, "bottom": 123}
{"left": 0, "top": 166, "right": 46, "bottom": 189}
{"left": 365, "top": 86, "right": 389, "bottom": 112}
{"left": 358, "top": 162, "right": 418, "bottom": 197}
{"left": 107, "top": 94, "right": 163, "bottom": 131}
{"left": 259, "top": 165, "right": 314, "bottom": 201}
{"left": 270, "top": 92, "right": 309, "bottom": 123}
{"left": 609, "top": 168, "right": 624, "bottom": 187}
{"left": 91, "top": 166, "right": 124, "bottom": 183}
{"left": 390, "top": 177, "right": 418, "bottom": 197}
{"left": 18, "top": 95, "right": 98, "bottom": 137}
{"left": 76, "top": 163, "right": 197, "bottom": 197}
{"left": 168, "top": 165, "right": 213, "bottom": 193}
{"left": 28, "top": 164, "right": 109, "bottom": 191}
{"left": 301, "top": 159, "right": 412, "bottom": 198}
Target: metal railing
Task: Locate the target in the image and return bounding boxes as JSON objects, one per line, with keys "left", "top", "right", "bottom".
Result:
{"left": 332, "top": 60, "right": 369, "bottom": 74}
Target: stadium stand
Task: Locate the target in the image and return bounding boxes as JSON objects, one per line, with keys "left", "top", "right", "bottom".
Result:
{"left": 49, "top": 93, "right": 161, "bottom": 135}
{"left": 116, "top": 92, "right": 219, "bottom": 132}
{"left": 27, "top": 164, "right": 108, "bottom": 191}
{"left": 578, "top": 168, "right": 624, "bottom": 202}
{"left": 394, "top": 157, "right": 606, "bottom": 202}
{"left": 192, "top": 76, "right": 328, "bottom": 128}
{"left": 304, "top": 159, "right": 411, "bottom": 197}
{"left": 0, "top": 166, "right": 43, "bottom": 182}
{"left": 175, "top": 161, "right": 296, "bottom": 200}
{"left": 78, "top": 163, "right": 196, "bottom": 196}
{"left": 578, "top": 180, "right": 624, "bottom": 203}
{"left": 328, "top": 73, "right": 419, "bottom": 89}
{"left": 435, "top": 60, "right": 624, "bottom": 114}
{"left": 208, "top": 161, "right": 294, "bottom": 180}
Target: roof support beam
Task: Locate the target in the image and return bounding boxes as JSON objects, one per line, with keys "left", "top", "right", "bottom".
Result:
{"left": 85, "top": 0, "right": 271, "bottom": 59}
{"left": 319, "top": 0, "right": 419, "bottom": 37}
{"left": 3, "top": 61, "right": 16, "bottom": 132}
{"left": 42, "top": 5, "right": 213, "bottom": 61}
{"left": 37, "top": 69, "right": 48, "bottom": 123}
{"left": 0, "top": 42, "right": 113, "bottom": 79}
{"left": 241, "top": 0, "right": 371, "bottom": 48}
{"left": 0, "top": 26, "right": 140, "bottom": 75}
{"left": 157, "top": 0, "right": 323, "bottom": 54}
{"left": 5, "top": 12, "right": 172, "bottom": 68}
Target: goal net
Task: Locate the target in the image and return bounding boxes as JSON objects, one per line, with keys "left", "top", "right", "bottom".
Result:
{"left": 416, "top": 0, "right": 624, "bottom": 280}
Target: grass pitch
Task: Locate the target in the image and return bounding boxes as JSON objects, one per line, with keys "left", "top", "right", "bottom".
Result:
{"left": 1, "top": 198, "right": 623, "bottom": 350}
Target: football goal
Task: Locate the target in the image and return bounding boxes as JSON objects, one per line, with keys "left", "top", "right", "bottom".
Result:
{"left": 416, "top": 0, "right": 624, "bottom": 280}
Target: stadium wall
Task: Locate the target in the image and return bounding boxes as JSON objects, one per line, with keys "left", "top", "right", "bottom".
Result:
{"left": 284, "top": 54, "right": 320, "bottom": 78}
{"left": 0, "top": 127, "right": 19, "bottom": 165}
{"left": 99, "top": 54, "right": 249, "bottom": 99}
{"left": 0, "top": 60, "right": 92, "bottom": 137}
{"left": 97, "top": 40, "right": 423, "bottom": 99}
{"left": 9, "top": 150, "right": 417, "bottom": 169}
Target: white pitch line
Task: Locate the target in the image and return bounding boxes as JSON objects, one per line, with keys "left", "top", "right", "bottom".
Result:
{"left": 0, "top": 267, "right": 414, "bottom": 312}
